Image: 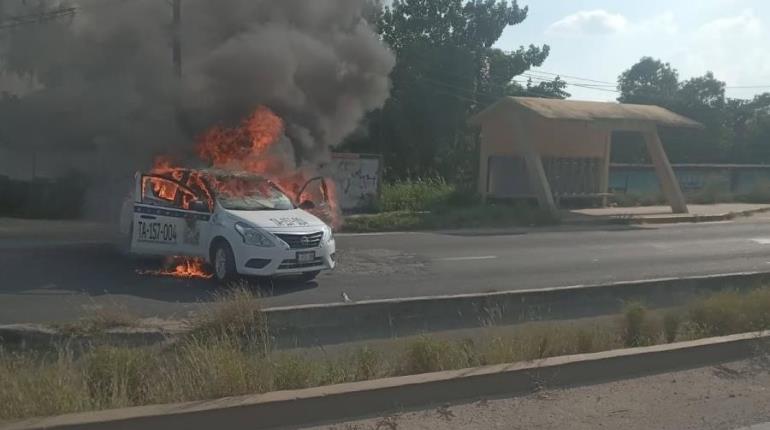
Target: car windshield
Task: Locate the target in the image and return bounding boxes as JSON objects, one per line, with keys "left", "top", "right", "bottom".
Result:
{"left": 208, "top": 174, "right": 294, "bottom": 211}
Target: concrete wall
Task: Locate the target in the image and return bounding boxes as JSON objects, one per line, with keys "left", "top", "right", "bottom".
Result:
{"left": 320, "top": 153, "right": 382, "bottom": 212}
{"left": 611, "top": 164, "right": 770, "bottom": 196}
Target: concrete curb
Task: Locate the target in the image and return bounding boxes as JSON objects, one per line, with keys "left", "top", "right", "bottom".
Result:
{"left": 5, "top": 331, "right": 769, "bottom": 430}
{"left": 3, "top": 271, "right": 770, "bottom": 350}
{"left": 613, "top": 206, "right": 770, "bottom": 225}
{"left": 0, "top": 324, "right": 179, "bottom": 350}
{"left": 264, "top": 270, "right": 770, "bottom": 348}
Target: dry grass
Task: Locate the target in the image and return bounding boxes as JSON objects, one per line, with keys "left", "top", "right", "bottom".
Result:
{"left": 7, "top": 287, "right": 770, "bottom": 421}
{"left": 185, "top": 284, "right": 269, "bottom": 352}
{"left": 53, "top": 305, "right": 141, "bottom": 336}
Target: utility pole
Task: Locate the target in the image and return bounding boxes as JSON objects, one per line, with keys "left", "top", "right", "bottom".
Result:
{"left": 172, "top": 0, "right": 181, "bottom": 78}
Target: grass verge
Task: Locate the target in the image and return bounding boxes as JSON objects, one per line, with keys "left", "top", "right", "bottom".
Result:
{"left": 343, "top": 203, "right": 558, "bottom": 233}
{"left": 3, "top": 287, "right": 770, "bottom": 421}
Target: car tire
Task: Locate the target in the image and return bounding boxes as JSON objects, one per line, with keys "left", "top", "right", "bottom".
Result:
{"left": 299, "top": 270, "right": 321, "bottom": 282}
{"left": 212, "top": 240, "right": 238, "bottom": 284}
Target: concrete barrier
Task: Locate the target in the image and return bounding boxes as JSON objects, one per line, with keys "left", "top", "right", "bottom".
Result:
{"left": 7, "top": 331, "right": 770, "bottom": 430}
{"left": 265, "top": 271, "right": 770, "bottom": 348}
{"left": 3, "top": 271, "right": 770, "bottom": 350}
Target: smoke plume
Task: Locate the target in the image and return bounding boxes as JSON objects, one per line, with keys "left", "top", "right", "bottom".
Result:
{"left": 0, "top": 0, "right": 394, "bottom": 204}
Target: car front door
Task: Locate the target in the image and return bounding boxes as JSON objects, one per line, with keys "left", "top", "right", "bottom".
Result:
{"left": 296, "top": 176, "right": 335, "bottom": 226}
{"left": 130, "top": 174, "right": 211, "bottom": 257}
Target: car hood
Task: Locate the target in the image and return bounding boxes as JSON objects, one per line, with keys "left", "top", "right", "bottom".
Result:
{"left": 224, "top": 208, "right": 327, "bottom": 232}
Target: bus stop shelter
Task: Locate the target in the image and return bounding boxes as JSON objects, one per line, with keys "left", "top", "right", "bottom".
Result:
{"left": 469, "top": 97, "right": 702, "bottom": 214}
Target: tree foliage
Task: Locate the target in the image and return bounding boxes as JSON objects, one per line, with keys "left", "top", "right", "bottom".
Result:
{"left": 614, "top": 56, "right": 770, "bottom": 165}
{"left": 347, "top": 0, "right": 566, "bottom": 181}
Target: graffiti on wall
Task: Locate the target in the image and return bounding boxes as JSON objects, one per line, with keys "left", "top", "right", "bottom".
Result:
{"left": 322, "top": 153, "right": 381, "bottom": 211}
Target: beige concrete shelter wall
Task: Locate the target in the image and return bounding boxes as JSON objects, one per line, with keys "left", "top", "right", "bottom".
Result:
{"left": 477, "top": 104, "right": 611, "bottom": 195}
{"left": 473, "top": 97, "right": 692, "bottom": 214}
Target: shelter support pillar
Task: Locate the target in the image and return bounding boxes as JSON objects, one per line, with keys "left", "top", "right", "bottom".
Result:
{"left": 599, "top": 130, "right": 611, "bottom": 207}
{"left": 643, "top": 129, "right": 688, "bottom": 214}
{"left": 513, "top": 115, "right": 557, "bottom": 214}
{"left": 478, "top": 135, "right": 489, "bottom": 202}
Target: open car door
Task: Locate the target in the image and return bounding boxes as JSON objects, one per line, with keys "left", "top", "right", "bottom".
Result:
{"left": 296, "top": 176, "right": 335, "bottom": 227}
{"left": 130, "top": 174, "right": 212, "bottom": 257}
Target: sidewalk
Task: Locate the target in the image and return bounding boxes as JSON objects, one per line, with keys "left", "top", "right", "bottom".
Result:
{"left": 308, "top": 358, "right": 770, "bottom": 430}
{"left": 565, "top": 203, "right": 770, "bottom": 225}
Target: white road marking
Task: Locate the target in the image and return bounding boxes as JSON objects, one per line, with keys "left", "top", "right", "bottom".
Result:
{"left": 436, "top": 255, "right": 498, "bottom": 262}
{"left": 751, "top": 238, "right": 770, "bottom": 245}
{"left": 336, "top": 231, "right": 426, "bottom": 237}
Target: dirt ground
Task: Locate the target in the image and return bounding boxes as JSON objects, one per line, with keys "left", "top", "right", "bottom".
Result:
{"left": 305, "top": 359, "right": 770, "bottom": 430}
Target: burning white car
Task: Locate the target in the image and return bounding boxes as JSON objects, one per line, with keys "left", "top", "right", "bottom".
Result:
{"left": 119, "top": 168, "right": 336, "bottom": 283}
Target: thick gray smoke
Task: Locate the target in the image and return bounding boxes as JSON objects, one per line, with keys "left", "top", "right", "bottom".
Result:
{"left": 0, "top": 0, "right": 394, "bottom": 215}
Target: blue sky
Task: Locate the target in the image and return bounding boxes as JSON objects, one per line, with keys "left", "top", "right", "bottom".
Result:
{"left": 496, "top": 0, "right": 770, "bottom": 101}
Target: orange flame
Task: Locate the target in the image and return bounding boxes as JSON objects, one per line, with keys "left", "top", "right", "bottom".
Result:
{"left": 197, "top": 106, "right": 287, "bottom": 175}
{"left": 140, "top": 106, "right": 343, "bottom": 280}
{"left": 137, "top": 257, "right": 212, "bottom": 279}
{"left": 147, "top": 104, "right": 342, "bottom": 221}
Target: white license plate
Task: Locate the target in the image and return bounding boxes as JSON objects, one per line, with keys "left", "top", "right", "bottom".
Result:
{"left": 297, "top": 251, "right": 315, "bottom": 263}
{"left": 137, "top": 221, "right": 177, "bottom": 243}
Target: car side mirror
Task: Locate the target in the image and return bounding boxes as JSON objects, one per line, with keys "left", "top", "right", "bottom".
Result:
{"left": 190, "top": 200, "right": 209, "bottom": 213}
{"left": 299, "top": 200, "right": 316, "bottom": 210}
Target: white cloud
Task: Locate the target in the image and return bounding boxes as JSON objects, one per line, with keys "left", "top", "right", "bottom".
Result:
{"left": 682, "top": 9, "right": 770, "bottom": 90}
{"left": 696, "top": 8, "right": 761, "bottom": 38}
{"left": 547, "top": 10, "right": 628, "bottom": 35}
{"left": 637, "top": 11, "right": 679, "bottom": 35}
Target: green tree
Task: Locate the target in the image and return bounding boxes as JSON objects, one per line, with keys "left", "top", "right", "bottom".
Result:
{"left": 614, "top": 58, "right": 729, "bottom": 163}
{"left": 731, "top": 93, "right": 770, "bottom": 162}
{"left": 349, "top": 0, "right": 562, "bottom": 182}
{"left": 617, "top": 57, "right": 679, "bottom": 105}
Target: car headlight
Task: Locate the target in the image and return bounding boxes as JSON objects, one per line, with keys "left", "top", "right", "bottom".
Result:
{"left": 322, "top": 225, "right": 334, "bottom": 243}
{"left": 234, "top": 222, "right": 275, "bottom": 247}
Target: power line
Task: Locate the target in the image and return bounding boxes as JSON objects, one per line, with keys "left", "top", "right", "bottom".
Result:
{"left": 528, "top": 68, "right": 616, "bottom": 85}
{"left": 530, "top": 68, "right": 770, "bottom": 91}
{"left": 522, "top": 73, "right": 621, "bottom": 94}
{"left": 0, "top": 7, "right": 77, "bottom": 31}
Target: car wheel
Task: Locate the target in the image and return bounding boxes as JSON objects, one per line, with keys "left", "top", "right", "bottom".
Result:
{"left": 212, "top": 241, "right": 238, "bottom": 284}
{"left": 298, "top": 270, "right": 321, "bottom": 282}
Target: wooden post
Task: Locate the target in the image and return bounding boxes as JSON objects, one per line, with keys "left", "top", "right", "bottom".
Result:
{"left": 599, "top": 130, "right": 611, "bottom": 207}
{"left": 513, "top": 114, "right": 556, "bottom": 214}
{"left": 643, "top": 128, "right": 688, "bottom": 214}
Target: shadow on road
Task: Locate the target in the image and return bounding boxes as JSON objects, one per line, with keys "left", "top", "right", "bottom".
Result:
{"left": 0, "top": 243, "right": 318, "bottom": 303}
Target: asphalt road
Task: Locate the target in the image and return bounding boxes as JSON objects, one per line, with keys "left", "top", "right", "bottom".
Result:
{"left": 5, "top": 215, "right": 770, "bottom": 324}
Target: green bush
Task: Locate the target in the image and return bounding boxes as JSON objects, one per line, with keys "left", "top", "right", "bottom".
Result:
{"left": 379, "top": 177, "right": 456, "bottom": 212}
{"left": 688, "top": 291, "right": 747, "bottom": 337}
{"left": 663, "top": 311, "right": 682, "bottom": 343}
{"left": 621, "top": 302, "right": 659, "bottom": 347}
{"left": 400, "top": 336, "right": 476, "bottom": 374}
{"left": 272, "top": 355, "right": 316, "bottom": 390}
{"left": 353, "top": 347, "right": 381, "bottom": 381}
{"left": 83, "top": 347, "right": 153, "bottom": 408}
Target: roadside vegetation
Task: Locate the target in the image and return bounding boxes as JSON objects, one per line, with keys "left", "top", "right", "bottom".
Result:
{"left": 343, "top": 178, "right": 558, "bottom": 232}
{"left": 3, "top": 287, "right": 770, "bottom": 421}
